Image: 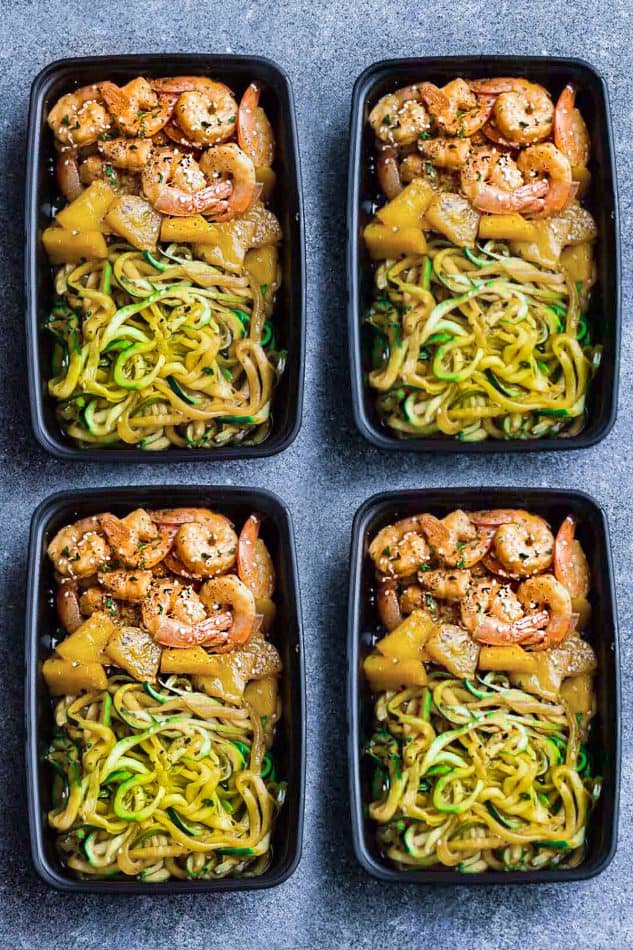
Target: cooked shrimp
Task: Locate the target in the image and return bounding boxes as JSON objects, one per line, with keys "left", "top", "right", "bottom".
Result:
{"left": 369, "top": 85, "right": 431, "bottom": 146}
{"left": 237, "top": 514, "right": 275, "bottom": 599}
{"left": 554, "top": 515, "right": 590, "bottom": 598}
{"left": 517, "top": 143, "right": 574, "bottom": 216}
{"left": 376, "top": 145, "right": 402, "bottom": 199}
{"left": 470, "top": 78, "right": 554, "bottom": 145}
{"left": 141, "top": 146, "right": 232, "bottom": 217}
{"left": 97, "top": 568, "right": 152, "bottom": 603}
{"left": 199, "top": 143, "right": 257, "bottom": 219}
{"left": 461, "top": 576, "right": 548, "bottom": 645}
{"left": 420, "top": 79, "right": 495, "bottom": 137}
{"left": 78, "top": 155, "right": 140, "bottom": 195}
{"left": 461, "top": 577, "right": 524, "bottom": 631}
{"left": 56, "top": 151, "right": 83, "bottom": 202}
{"left": 461, "top": 146, "right": 548, "bottom": 215}
{"left": 56, "top": 581, "right": 83, "bottom": 633}
{"left": 48, "top": 85, "right": 111, "bottom": 147}
{"left": 199, "top": 574, "right": 257, "bottom": 652}
{"left": 99, "top": 77, "right": 175, "bottom": 137}
{"left": 79, "top": 586, "right": 119, "bottom": 619}
{"left": 475, "top": 509, "right": 554, "bottom": 578}
{"left": 376, "top": 579, "right": 403, "bottom": 630}
{"left": 418, "top": 136, "right": 471, "bottom": 169}
{"left": 419, "top": 568, "right": 471, "bottom": 601}
{"left": 152, "top": 508, "right": 238, "bottom": 578}
{"left": 420, "top": 510, "right": 494, "bottom": 569}
{"left": 99, "top": 509, "right": 176, "bottom": 570}
{"left": 151, "top": 76, "right": 238, "bottom": 147}
{"left": 517, "top": 574, "right": 573, "bottom": 648}
{"left": 48, "top": 516, "right": 110, "bottom": 579}
{"left": 142, "top": 577, "right": 232, "bottom": 648}
{"left": 554, "top": 83, "right": 590, "bottom": 168}
{"left": 237, "top": 82, "right": 275, "bottom": 167}
{"left": 98, "top": 137, "right": 153, "bottom": 171}
{"left": 369, "top": 516, "right": 430, "bottom": 577}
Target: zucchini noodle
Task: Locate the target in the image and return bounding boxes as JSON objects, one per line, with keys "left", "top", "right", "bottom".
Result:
{"left": 367, "top": 240, "right": 601, "bottom": 441}
{"left": 43, "top": 244, "right": 285, "bottom": 450}
{"left": 47, "top": 675, "right": 285, "bottom": 881}
{"left": 365, "top": 672, "right": 601, "bottom": 873}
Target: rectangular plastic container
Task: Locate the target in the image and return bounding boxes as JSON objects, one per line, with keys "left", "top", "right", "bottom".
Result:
{"left": 26, "top": 485, "right": 305, "bottom": 892}
{"left": 26, "top": 55, "right": 305, "bottom": 460}
{"left": 347, "top": 57, "right": 620, "bottom": 452}
{"left": 347, "top": 487, "right": 620, "bottom": 883}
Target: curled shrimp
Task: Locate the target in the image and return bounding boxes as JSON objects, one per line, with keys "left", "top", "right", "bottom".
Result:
{"left": 151, "top": 508, "right": 238, "bottom": 578}
{"left": 368, "top": 516, "right": 430, "bottom": 577}
{"left": 419, "top": 568, "right": 472, "bottom": 601}
{"left": 99, "top": 77, "right": 175, "bottom": 137}
{"left": 48, "top": 84, "right": 111, "bottom": 147}
{"left": 141, "top": 146, "right": 232, "bottom": 217}
{"left": 97, "top": 568, "right": 153, "bottom": 602}
{"left": 420, "top": 79, "right": 495, "bottom": 137}
{"left": 142, "top": 577, "right": 232, "bottom": 648}
{"left": 99, "top": 509, "right": 176, "bottom": 570}
{"left": 418, "top": 136, "right": 471, "bottom": 169}
{"left": 48, "top": 516, "right": 110, "bottom": 579}
{"left": 237, "top": 82, "right": 275, "bottom": 167}
{"left": 517, "top": 574, "right": 573, "bottom": 648}
{"left": 420, "top": 510, "right": 494, "bottom": 569}
{"left": 460, "top": 576, "right": 547, "bottom": 645}
{"left": 198, "top": 574, "right": 256, "bottom": 652}
{"left": 237, "top": 514, "right": 275, "bottom": 599}
{"left": 369, "top": 85, "right": 431, "bottom": 146}
{"left": 199, "top": 143, "right": 257, "bottom": 219}
{"left": 554, "top": 83, "right": 590, "bottom": 168}
{"left": 98, "top": 137, "right": 153, "bottom": 171}
{"left": 517, "top": 143, "right": 574, "bottom": 216}
{"left": 554, "top": 515, "right": 590, "bottom": 598}
{"left": 473, "top": 509, "right": 555, "bottom": 578}
{"left": 470, "top": 78, "right": 554, "bottom": 146}
{"left": 461, "top": 145, "right": 548, "bottom": 215}
{"left": 375, "top": 145, "right": 402, "bottom": 199}
{"left": 152, "top": 76, "right": 239, "bottom": 147}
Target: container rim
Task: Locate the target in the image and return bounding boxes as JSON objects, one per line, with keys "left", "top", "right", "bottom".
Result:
{"left": 347, "top": 486, "right": 621, "bottom": 883}
{"left": 346, "top": 55, "right": 621, "bottom": 453}
{"left": 25, "top": 53, "right": 306, "bottom": 462}
{"left": 26, "top": 484, "right": 306, "bottom": 893}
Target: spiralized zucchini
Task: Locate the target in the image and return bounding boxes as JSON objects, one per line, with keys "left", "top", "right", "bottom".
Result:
{"left": 43, "top": 244, "right": 285, "bottom": 450}
{"left": 366, "top": 672, "right": 601, "bottom": 872}
{"left": 47, "top": 675, "right": 285, "bottom": 881}
{"left": 367, "top": 240, "right": 601, "bottom": 441}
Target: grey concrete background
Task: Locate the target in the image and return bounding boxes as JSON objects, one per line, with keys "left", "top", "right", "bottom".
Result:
{"left": 0, "top": 0, "right": 630, "bottom": 947}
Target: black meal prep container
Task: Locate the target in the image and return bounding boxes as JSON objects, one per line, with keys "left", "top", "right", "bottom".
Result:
{"left": 25, "top": 486, "right": 305, "bottom": 893}
{"left": 25, "top": 54, "right": 305, "bottom": 461}
{"left": 347, "top": 488, "right": 620, "bottom": 883}
{"left": 347, "top": 56, "right": 620, "bottom": 452}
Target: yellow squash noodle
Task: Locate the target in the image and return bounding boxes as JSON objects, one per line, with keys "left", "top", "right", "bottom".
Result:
{"left": 44, "top": 244, "right": 285, "bottom": 450}
{"left": 46, "top": 675, "right": 285, "bottom": 881}
{"left": 366, "top": 672, "right": 600, "bottom": 873}
{"left": 367, "top": 241, "right": 601, "bottom": 442}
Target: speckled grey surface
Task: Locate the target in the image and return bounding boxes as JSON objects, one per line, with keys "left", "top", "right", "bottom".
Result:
{"left": 0, "top": 0, "right": 631, "bottom": 947}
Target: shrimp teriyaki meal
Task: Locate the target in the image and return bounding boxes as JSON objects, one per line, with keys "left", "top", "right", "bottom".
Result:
{"left": 43, "top": 75, "right": 284, "bottom": 450}
{"left": 363, "top": 507, "right": 600, "bottom": 872}
{"left": 364, "top": 76, "right": 600, "bottom": 441}
{"left": 43, "top": 506, "right": 285, "bottom": 881}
